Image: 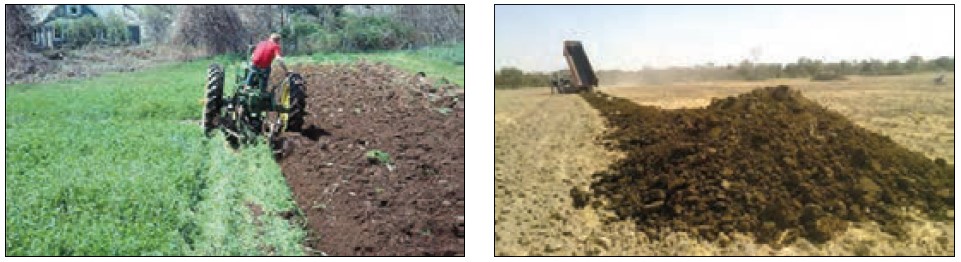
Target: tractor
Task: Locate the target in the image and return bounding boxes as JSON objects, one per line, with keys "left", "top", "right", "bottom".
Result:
{"left": 202, "top": 47, "right": 307, "bottom": 152}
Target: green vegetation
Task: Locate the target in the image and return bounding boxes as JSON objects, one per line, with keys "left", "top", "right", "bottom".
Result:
{"left": 494, "top": 67, "right": 550, "bottom": 89}
{"left": 51, "top": 12, "right": 131, "bottom": 47}
{"left": 337, "top": 14, "right": 414, "bottom": 51}
{"left": 292, "top": 43, "right": 465, "bottom": 86}
{"left": 6, "top": 60, "right": 304, "bottom": 255}
{"left": 280, "top": 6, "right": 463, "bottom": 55}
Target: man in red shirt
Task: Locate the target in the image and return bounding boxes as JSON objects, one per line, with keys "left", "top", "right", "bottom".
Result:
{"left": 246, "top": 33, "right": 288, "bottom": 91}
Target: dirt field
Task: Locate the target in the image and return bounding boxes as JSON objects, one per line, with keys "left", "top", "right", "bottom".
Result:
{"left": 276, "top": 61, "right": 464, "bottom": 255}
{"left": 494, "top": 74, "right": 954, "bottom": 255}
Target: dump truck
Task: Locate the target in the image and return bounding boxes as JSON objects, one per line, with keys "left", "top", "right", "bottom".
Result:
{"left": 550, "top": 41, "right": 598, "bottom": 94}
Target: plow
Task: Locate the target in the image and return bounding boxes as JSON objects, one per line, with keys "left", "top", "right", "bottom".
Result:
{"left": 202, "top": 50, "right": 307, "bottom": 153}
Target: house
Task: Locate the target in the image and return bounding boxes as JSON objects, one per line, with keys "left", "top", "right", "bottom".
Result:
{"left": 32, "top": 5, "right": 142, "bottom": 49}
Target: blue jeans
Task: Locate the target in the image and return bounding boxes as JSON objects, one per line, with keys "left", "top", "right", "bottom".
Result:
{"left": 245, "top": 65, "right": 271, "bottom": 91}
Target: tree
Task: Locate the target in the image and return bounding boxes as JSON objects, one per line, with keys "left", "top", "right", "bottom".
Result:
{"left": 103, "top": 12, "right": 129, "bottom": 44}
{"left": 5, "top": 5, "right": 42, "bottom": 80}
{"left": 172, "top": 5, "right": 246, "bottom": 57}
{"left": 885, "top": 60, "right": 904, "bottom": 75}
{"left": 5, "top": 5, "right": 34, "bottom": 51}
{"left": 393, "top": 5, "right": 464, "bottom": 47}
{"left": 859, "top": 59, "right": 884, "bottom": 75}
{"left": 140, "top": 5, "right": 175, "bottom": 45}
{"left": 495, "top": 67, "right": 524, "bottom": 89}
{"left": 931, "top": 56, "right": 954, "bottom": 72}
{"left": 837, "top": 60, "right": 855, "bottom": 75}
{"left": 905, "top": 56, "right": 924, "bottom": 73}
{"left": 234, "top": 5, "right": 276, "bottom": 44}
{"left": 736, "top": 59, "right": 757, "bottom": 80}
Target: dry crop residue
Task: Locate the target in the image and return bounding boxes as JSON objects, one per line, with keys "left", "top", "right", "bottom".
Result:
{"left": 274, "top": 61, "right": 464, "bottom": 255}
{"left": 578, "top": 86, "right": 953, "bottom": 245}
{"left": 495, "top": 89, "right": 636, "bottom": 255}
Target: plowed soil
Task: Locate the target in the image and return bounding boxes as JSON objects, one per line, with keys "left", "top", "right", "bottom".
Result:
{"left": 272, "top": 61, "right": 464, "bottom": 255}
{"left": 579, "top": 86, "right": 953, "bottom": 245}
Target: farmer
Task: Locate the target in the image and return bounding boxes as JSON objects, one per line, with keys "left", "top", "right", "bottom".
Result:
{"left": 246, "top": 33, "right": 289, "bottom": 91}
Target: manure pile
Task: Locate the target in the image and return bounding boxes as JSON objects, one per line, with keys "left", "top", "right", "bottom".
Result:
{"left": 577, "top": 86, "right": 953, "bottom": 244}
{"left": 273, "top": 61, "right": 464, "bottom": 255}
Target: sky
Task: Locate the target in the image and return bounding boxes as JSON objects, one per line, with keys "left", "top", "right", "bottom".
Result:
{"left": 494, "top": 5, "right": 954, "bottom": 72}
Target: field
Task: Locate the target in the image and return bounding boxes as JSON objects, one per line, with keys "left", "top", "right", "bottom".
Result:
{"left": 5, "top": 60, "right": 304, "bottom": 255}
{"left": 275, "top": 61, "right": 464, "bottom": 255}
{"left": 287, "top": 43, "right": 465, "bottom": 86}
{"left": 494, "top": 73, "right": 954, "bottom": 255}
{"left": 5, "top": 45, "right": 464, "bottom": 256}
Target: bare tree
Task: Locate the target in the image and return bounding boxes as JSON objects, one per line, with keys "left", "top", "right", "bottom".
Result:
{"left": 316, "top": 5, "right": 344, "bottom": 29}
{"left": 5, "top": 5, "right": 55, "bottom": 84}
{"left": 393, "top": 5, "right": 464, "bottom": 47}
{"left": 171, "top": 5, "right": 246, "bottom": 57}
{"left": 234, "top": 5, "right": 275, "bottom": 45}
{"left": 6, "top": 5, "right": 35, "bottom": 51}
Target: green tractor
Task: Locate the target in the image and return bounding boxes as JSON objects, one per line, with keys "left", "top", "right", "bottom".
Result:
{"left": 202, "top": 50, "right": 307, "bottom": 152}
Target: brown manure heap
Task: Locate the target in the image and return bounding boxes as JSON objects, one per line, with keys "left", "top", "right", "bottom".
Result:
{"left": 577, "top": 86, "right": 953, "bottom": 244}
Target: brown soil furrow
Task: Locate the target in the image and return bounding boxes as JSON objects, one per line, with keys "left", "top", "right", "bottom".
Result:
{"left": 275, "top": 61, "right": 464, "bottom": 256}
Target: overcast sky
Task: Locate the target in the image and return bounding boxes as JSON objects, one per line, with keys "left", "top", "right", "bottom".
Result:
{"left": 494, "top": 5, "right": 954, "bottom": 72}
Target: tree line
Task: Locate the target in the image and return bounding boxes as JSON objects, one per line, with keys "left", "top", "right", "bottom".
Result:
{"left": 495, "top": 56, "right": 954, "bottom": 89}
{"left": 151, "top": 5, "right": 465, "bottom": 57}
{"left": 6, "top": 5, "right": 465, "bottom": 58}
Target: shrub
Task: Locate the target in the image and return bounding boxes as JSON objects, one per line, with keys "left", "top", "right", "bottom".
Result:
{"left": 102, "top": 12, "right": 130, "bottom": 44}
{"left": 338, "top": 14, "right": 413, "bottom": 51}
{"left": 811, "top": 71, "right": 848, "bottom": 81}
{"left": 60, "top": 17, "right": 104, "bottom": 46}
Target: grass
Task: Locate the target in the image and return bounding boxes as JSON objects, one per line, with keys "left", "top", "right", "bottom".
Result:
{"left": 288, "top": 43, "right": 465, "bottom": 86}
{"left": 5, "top": 60, "right": 304, "bottom": 255}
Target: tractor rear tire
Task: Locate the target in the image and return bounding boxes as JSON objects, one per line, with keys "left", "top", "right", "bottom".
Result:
{"left": 286, "top": 73, "right": 307, "bottom": 132}
{"left": 203, "top": 64, "right": 225, "bottom": 137}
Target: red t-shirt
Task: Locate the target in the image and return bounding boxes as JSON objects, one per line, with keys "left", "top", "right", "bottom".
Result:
{"left": 251, "top": 40, "right": 281, "bottom": 69}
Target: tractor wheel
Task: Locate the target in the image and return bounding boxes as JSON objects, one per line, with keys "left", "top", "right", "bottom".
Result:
{"left": 203, "top": 64, "right": 225, "bottom": 137}
{"left": 284, "top": 73, "right": 307, "bottom": 132}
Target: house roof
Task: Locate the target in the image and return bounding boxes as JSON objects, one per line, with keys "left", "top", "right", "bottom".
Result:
{"left": 32, "top": 4, "right": 141, "bottom": 25}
